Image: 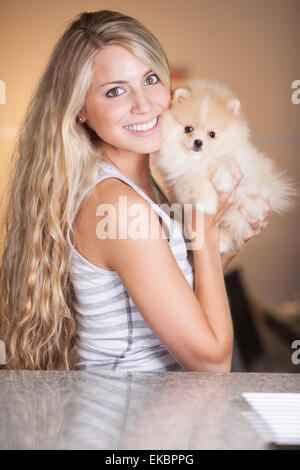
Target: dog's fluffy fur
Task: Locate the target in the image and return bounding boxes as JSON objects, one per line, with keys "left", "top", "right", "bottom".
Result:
{"left": 152, "top": 78, "right": 297, "bottom": 253}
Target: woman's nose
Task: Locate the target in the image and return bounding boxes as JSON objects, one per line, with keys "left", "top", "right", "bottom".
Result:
{"left": 131, "top": 90, "right": 152, "bottom": 114}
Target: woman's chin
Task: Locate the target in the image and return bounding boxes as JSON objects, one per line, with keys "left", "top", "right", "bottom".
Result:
{"left": 129, "top": 141, "right": 161, "bottom": 155}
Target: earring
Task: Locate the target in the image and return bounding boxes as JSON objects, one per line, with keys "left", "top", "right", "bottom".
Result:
{"left": 78, "top": 116, "right": 83, "bottom": 123}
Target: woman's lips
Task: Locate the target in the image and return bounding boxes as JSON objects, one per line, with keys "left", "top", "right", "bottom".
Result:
{"left": 124, "top": 115, "right": 160, "bottom": 137}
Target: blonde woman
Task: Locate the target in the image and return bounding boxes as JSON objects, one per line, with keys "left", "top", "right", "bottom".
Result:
{"left": 0, "top": 10, "right": 270, "bottom": 371}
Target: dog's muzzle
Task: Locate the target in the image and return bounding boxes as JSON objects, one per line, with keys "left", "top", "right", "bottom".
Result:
{"left": 192, "top": 139, "right": 203, "bottom": 152}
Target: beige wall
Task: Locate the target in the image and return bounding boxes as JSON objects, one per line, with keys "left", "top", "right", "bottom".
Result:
{"left": 1, "top": 0, "right": 300, "bottom": 312}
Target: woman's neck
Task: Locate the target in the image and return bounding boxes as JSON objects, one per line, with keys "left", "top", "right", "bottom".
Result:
{"left": 100, "top": 147, "right": 152, "bottom": 188}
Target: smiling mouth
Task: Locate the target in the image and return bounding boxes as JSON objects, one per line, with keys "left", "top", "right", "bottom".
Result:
{"left": 124, "top": 116, "right": 158, "bottom": 132}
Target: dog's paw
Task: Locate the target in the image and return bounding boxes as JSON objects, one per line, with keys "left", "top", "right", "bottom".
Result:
{"left": 212, "top": 169, "right": 234, "bottom": 192}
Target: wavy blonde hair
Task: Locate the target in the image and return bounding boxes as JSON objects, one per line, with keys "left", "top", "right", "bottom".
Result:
{"left": 0, "top": 10, "right": 172, "bottom": 369}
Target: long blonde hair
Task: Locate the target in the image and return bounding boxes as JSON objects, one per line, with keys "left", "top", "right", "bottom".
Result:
{"left": 0, "top": 10, "right": 172, "bottom": 369}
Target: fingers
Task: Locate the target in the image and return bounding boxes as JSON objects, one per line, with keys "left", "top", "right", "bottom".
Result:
{"left": 250, "top": 220, "right": 260, "bottom": 231}
{"left": 240, "top": 195, "right": 271, "bottom": 228}
{"left": 217, "top": 185, "right": 239, "bottom": 220}
{"left": 243, "top": 228, "right": 260, "bottom": 242}
{"left": 235, "top": 167, "right": 243, "bottom": 186}
{"left": 232, "top": 163, "right": 243, "bottom": 188}
{"left": 244, "top": 215, "right": 268, "bottom": 234}
{"left": 260, "top": 197, "right": 271, "bottom": 221}
{"left": 214, "top": 174, "right": 241, "bottom": 224}
{"left": 224, "top": 156, "right": 243, "bottom": 185}
{"left": 240, "top": 195, "right": 271, "bottom": 243}
{"left": 242, "top": 216, "right": 270, "bottom": 242}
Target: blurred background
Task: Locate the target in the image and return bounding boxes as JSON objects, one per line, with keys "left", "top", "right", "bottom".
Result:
{"left": 0, "top": 0, "right": 300, "bottom": 371}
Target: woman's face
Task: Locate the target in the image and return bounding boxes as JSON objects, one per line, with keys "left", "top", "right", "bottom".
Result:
{"left": 80, "top": 44, "right": 171, "bottom": 155}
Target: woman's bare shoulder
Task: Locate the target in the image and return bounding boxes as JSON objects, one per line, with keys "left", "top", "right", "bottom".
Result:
{"left": 71, "top": 177, "right": 163, "bottom": 271}
{"left": 80, "top": 176, "right": 138, "bottom": 212}
{"left": 71, "top": 178, "right": 133, "bottom": 271}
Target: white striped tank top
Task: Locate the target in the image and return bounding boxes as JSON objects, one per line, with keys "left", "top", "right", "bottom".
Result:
{"left": 67, "top": 160, "right": 195, "bottom": 371}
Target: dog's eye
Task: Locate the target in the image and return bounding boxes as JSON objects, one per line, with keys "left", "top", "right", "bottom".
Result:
{"left": 185, "top": 126, "right": 193, "bottom": 133}
{"left": 209, "top": 131, "right": 216, "bottom": 138}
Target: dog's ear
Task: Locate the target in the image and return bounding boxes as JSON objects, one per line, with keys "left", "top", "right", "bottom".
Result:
{"left": 228, "top": 99, "right": 240, "bottom": 116}
{"left": 172, "top": 87, "right": 190, "bottom": 103}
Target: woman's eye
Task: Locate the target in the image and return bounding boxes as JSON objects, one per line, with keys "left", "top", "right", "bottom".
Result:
{"left": 106, "top": 87, "right": 124, "bottom": 98}
{"left": 145, "top": 74, "right": 159, "bottom": 85}
{"left": 106, "top": 74, "right": 159, "bottom": 97}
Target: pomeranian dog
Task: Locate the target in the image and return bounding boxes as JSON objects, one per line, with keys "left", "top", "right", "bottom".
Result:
{"left": 152, "top": 78, "right": 297, "bottom": 253}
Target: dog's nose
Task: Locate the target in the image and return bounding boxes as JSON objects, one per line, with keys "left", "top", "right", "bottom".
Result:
{"left": 193, "top": 139, "right": 203, "bottom": 148}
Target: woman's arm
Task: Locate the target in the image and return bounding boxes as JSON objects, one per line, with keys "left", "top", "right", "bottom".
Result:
{"left": 186, "top": 177, "right": 243, "bottom": 371}
{"left": 221, "top": 248, "right": 239, "bottom": 272}
{"left": 95, "top": 177, "right": 240, "bottom": 372}
{"left": 192, "top": 230, "right": 234, "bottom": 371}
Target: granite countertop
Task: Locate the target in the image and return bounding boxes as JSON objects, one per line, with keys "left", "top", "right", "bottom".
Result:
{"left": 0, "top": 371, "right": 299, "bottom": 450}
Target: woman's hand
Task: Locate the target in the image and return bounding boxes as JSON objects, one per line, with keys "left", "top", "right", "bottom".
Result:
{"left": 221, "top": 194, "right": 271, "bottom": 271}
{"left": 239, "top": 194, "right": 271, "bottom": 242}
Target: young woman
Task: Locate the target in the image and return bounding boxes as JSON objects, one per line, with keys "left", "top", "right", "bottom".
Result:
{"left": 0, "top": 10, "right": 270, "bottom": 371}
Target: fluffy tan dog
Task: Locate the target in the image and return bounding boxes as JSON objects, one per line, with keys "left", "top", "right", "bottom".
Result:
{"left": 152, "top": 78, "right": 297, "bottom": 253}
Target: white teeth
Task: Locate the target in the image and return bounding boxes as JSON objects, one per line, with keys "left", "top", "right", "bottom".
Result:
{"left": 125, "top": 117, "right": 158, "bottom": 132}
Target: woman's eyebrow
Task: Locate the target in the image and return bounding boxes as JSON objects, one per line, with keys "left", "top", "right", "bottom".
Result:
{"left": 99, "top": 69, "right": 153, "bottom": 87}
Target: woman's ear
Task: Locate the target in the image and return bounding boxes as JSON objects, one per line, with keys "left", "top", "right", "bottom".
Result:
{"left": 78, "top": 107, "right": 88, "bottom": 123}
